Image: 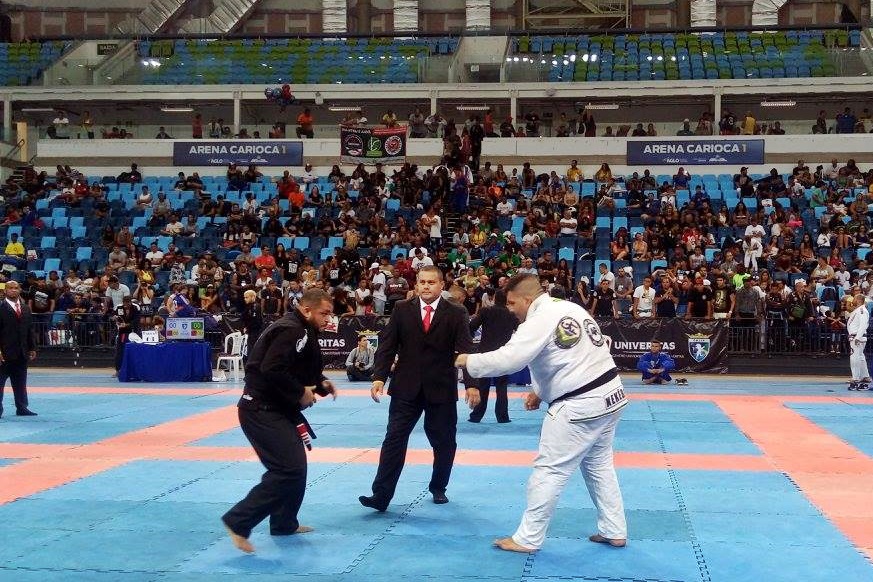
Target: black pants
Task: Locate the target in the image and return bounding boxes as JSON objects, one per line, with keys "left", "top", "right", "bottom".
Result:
{"left": 469, "top": 375, "right": 509, "bottom": 423}
{"left": 0, "top": 357, "right": 28, "bottom": 414}
{"left": 222, "top": 405, "right": 307, "bottom": 538}
{"left": 346, "top": 365, "right": 373, "bottom": 382}
{"left": 370, "top": 391, "right": 457, "bottom": 503}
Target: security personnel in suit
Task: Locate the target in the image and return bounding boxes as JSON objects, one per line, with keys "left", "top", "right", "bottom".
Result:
{"left": 360, "top": 266, "right": 479, "bottom": 511}
{"left": 0, "top": 280, "right": 37, "bottom": 418}
{"left": 222, "top": 288, "right": 337, "bottom": 554}
{"left": 457, "top": 274, "right": 627, "bottom": 553}
{"left": 468, "top": 289, "right": 518, "bottom": 423}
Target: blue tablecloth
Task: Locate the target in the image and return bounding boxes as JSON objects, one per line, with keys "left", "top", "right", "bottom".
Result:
{"left": 509, "top": 367, "right": 531, "bottom": 385}
{"left": 119, "top": 341, "right": 212, "bottom": 382}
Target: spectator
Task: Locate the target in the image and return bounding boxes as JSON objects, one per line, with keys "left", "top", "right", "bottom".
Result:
{"left": 685, "top": 275, "right": 713, "bottom": 319}
{"left": 296, "top": 107, "right": 314, "bottom": 138}
{"left": 191, "top": 113, "right": 203, "bottom": 138}
{"left": 836, "top": 107, "right": 856, "bottom": 134}
{"left": 632, "top": 275, "right": 656, "bottom": 319}
{"left": 590, "top": 278, "right": 617, "bottom": 317}
{"left": 676, "top": 118, "right": 694, "bottom": 136}
{"left": 155, "top": 126, "right": 173, "bottom": 139}
{"left": 524, "top": 110, "right": 541, "bottom": 137}
{"left": 346, "top": 336, "right": 376, "bottom": 381}
{"left": 408, "top": 107, "right": 427, "bottom": 138}
{"left": 711, "top": 275, "right": 735, "bottom": 320}
{"left": 51, "top": 110, "right": 70, "bottom": 139}
{"left": 637, "top": 340, "right": 676, "bottom": 385}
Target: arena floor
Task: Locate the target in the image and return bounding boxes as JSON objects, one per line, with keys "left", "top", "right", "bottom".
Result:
{"left": 1, "top": 369, "right": 872, "bottom": 582}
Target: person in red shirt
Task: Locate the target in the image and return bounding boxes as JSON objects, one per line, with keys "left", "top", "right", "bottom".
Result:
{"left": 296, "top": 108, "right": 314, "bottom": 138}
{"left": 483, "top": 110, "right": 495, "bottom": 137}
{"left": 253, "top": 245, "right": 277, "bottom": 274}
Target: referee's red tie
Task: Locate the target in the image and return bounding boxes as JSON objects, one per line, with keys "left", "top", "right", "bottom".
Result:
{"left": 423, "top": 305, "right": 433, "bottom": 333}
{"left": 14, "top": 302, "right": 20, "bottom": 318}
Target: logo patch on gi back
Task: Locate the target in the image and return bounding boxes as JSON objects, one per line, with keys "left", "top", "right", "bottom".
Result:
{"left": 554, "top": 317, "right": 582, "bottom": 349}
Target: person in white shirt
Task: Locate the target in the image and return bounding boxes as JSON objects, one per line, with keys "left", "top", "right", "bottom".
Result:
{"left": 743, "top": 218, "right": 765, "bottom": 274}
{"left": 596, "top": 263, "right": 615, "bottom": 290}
{"left": 300, "top": 164, "right": 317, "bottom": 185}
{"left": 370, "top": 264, "right": 387, "bottom": 314}
{"left": 52, "top": 111, "right": 70, "bottom": 138}
{"left": 558, "top": 209, "right": 578, "bottom": 235}
{"left": 632, "top": 276, "right": 656, "bottom": 318}
{"left": 455, "top": 274, "right": 627, "bottom": 553}
{"left": 410, "top": 249, "right": 433, "bottom": 271}
{"left": 408, "top": 246, "right": 429, "bottom": 258}
{"left": 145, "top": 243, "right": 164, "bottom": 268}
{"left": 496, "top": 198, "right": 513, "bottom": 216}
{"left": 847, "top": 294, "right": 871, "bottom": 390}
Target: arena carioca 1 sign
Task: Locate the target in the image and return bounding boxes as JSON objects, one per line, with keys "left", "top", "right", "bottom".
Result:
{"left": 172, "top": 140, "right": 303, "bottom": 166}
{"left": 627, "top": 138, "right": 764, "bottom": 165}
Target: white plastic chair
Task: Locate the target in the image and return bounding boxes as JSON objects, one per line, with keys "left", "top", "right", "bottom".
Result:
{"left": 215, "top": 331, "right": 246, "bottom": 382}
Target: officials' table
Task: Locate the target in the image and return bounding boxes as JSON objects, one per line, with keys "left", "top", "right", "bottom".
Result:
{"left": 119, "top": 341, "right": 212, "bottom": 382}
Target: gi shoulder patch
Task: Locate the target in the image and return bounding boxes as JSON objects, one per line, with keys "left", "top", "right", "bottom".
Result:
{"left": 296, "top": 331, "right": 308, "bottom": 353}
{"left": 554, "top": 316, "right": 582, "bottom": 349}
{"left": 583, "top": 318, "right": 605, "bottom": 347}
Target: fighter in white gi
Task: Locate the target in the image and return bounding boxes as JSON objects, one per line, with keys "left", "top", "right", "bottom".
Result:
{"left": 455, "top": 274, "right": 627, "bottom": 553}
{"left": 847, "top": 294, "right": 871, "bottom": 391}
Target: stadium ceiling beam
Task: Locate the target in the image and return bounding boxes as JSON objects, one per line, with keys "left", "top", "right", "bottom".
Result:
{"left": 523, "top": 0, "right": 628, "bottom": 29}
{"left": 178, "top": 0, "right": 263, "bottom": 35}
{"left": 116, "top": 0, "right": 193, "bottom": 35}
{"left": 4, "top": 78, "right": 873, "bottom": 104}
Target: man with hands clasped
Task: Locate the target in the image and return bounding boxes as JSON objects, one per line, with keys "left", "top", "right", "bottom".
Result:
{"left": 456, "top": 274, "right": 627, "bottom": 554}
{"left": 360, "top": 266, "right": 479, "bottom": 512}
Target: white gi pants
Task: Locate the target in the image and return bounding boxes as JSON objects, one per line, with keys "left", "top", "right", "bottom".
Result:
{"left": 512, "top": 395, "right": 627, "bottom": 549}
{"left": 850, "top": 339, "right": 869, "bottom": 381}
{"left": 744, "top": 249, "right": 761, "bottom": 272}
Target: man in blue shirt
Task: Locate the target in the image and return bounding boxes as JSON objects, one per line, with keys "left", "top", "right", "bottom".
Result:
{"left": 637, "top": 340, "right": 677, "bottom": 385}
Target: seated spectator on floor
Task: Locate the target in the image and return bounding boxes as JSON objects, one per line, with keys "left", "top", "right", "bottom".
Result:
{"left": 346, "top": 336, "right": 376, "bottom": 382}
{"left": 637, "top": 340, "right": 675, "bottom": 385}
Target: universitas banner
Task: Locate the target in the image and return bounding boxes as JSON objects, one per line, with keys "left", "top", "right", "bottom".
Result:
{"left": 172, "top": 140, "right": 303, "bottom": 166}
{"left": 340, "top": 126, "right": 407, "bottom": 165}
{"left": 627, "top": 138, "right": 764, "bottom": 166}
{"left": 597, "top": 318, "right": 728, "bottom": 373}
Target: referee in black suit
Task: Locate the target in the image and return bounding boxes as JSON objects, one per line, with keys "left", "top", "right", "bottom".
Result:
{"left": 0, "top": 280, "right": 36, "bottom": 418}
{"left": 360, "top": 266, "right": 479, "bottom": 511}
{"left": 468, "top": 289, "right": 518, "bottom": 423}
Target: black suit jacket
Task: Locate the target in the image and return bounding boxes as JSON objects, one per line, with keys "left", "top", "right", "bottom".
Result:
{"left": 469, "top": 304, "right": 518, "bottom": 352}
{"left": 373, "top": 297, "right": 476, "bottom": 403}
{"left": 0, "top": 300, "right": 35, "bottom": 361}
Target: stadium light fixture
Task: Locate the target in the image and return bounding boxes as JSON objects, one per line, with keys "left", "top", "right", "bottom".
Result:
{"left": 160, "top": 106, "right": 194, "bottom": 112}
{"left": 456, "top": 105, "right": 491, "bottom": 111}
{"left": 328, "top": 106, "right": 362, "bottom": 112}
{"left": 21, "top": 107, "right": 56, "bottom": 113}
{"left": 760, "top": 100, "right": 796, "bottom": 108}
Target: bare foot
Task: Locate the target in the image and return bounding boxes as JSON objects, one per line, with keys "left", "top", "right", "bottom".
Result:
{"left": 225, "top": 524, "right": 255, "bottom": 553}
{"left": 493, "top": 537, "right": 537, "bottom": 553}
{"left": 295, "top": 525, "right": 314, "bottom": 534}
{"left": 589, "top": 533, "right": 626, "bottom": 547}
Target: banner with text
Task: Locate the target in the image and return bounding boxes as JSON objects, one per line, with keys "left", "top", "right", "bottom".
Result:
{"left": 172, "top": 140, "right": 303, "bottom": 166}
{"left": 340, "top": 126, "right": 407, "bottom": 165}
{"left": 627, "top": 139, "right": 764, "bottom": 166}
{"left": 597, "top": 318, "right": 728, "bottom": 373}
{"left": 320, "top": 315, "right": 389, "bottom": 369}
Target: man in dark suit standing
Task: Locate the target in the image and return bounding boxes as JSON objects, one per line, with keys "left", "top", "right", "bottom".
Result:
{"left": 468, "top": 289, "right": 518, "bottom": 423}
{"left": 0, "top": 281, "right": 37, "bottom": 418}
{"left": 360, "top": 266, "right": 479, "bottom": 511}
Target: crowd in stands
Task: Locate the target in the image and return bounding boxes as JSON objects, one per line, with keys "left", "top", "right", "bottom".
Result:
{"left": 1, "top": 139, "right": 872, "bottom": 353}
{"left": 44, "top": 105, "right": 873, "bottom": 142}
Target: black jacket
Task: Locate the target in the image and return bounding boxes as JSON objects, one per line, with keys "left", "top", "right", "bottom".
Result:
{"left": 373, "top": 297, "right": 477, "bottom": 403}
{"left": 469, "top": 304, "right": 518, "bottom": 353}
{"left": 243, "top": 309, "right": 326, "bottom": 413}
{"left": 0, "top": 300, "right": 35, "bottom": 361}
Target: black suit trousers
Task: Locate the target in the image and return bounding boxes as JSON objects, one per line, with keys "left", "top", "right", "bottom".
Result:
{"left": 0, "top": 357, "right": 28, "bottom": 412}
{"left": 371, "top": 391, "right": 458, "bottom": 502}
{"left": 469, "top": 376, "right": 510, "bottom": 422}
{"left": 222, "top": 406, "right": 307, "bottom": 538}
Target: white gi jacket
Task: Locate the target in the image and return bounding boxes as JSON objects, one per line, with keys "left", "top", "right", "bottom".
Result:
{"left": 847, "top": 305, "right": 870, "bottom": 342}
{"left": 466, "top": 294, "right": 625, "bottom": 416}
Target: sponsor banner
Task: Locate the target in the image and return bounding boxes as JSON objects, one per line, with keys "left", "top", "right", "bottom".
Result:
{"left": 320, "top": 315, "right": 389, "bottom": 369}
{"left": 340, "top": 126, "right": 407, "bottom": 164}
{"left": 598, "top": 318, "right": 728, "bottom": 373}
{"left": 172, "top": 140, "right": 303, "bottom": 166}
{"left": 627, "top": 139, "right": 764, "bottom": 165}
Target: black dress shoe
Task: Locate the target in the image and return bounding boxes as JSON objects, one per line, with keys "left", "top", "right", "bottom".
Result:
{"left": 16, "top": 408, "right": 37, "bottom": 416}
{"left": 467, "top": 417, "right": 481, "bottom": 423}
{"left": 432, "top": 492, "right": 449, "bottom": 505}
{"left": 497, "top": 418, "right": 511, "bottom": 424}
{"left": 359, "top": 495, "right": 388, "bottom": 512}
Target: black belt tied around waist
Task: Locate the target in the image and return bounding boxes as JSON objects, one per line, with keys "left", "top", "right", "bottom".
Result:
{"left": 549, "top": 368, "right": 619, "bottom": 406}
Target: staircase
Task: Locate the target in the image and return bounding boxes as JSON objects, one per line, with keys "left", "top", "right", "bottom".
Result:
{"left": 178, "top": 0, "right": 261, "bottom": 34}
{"left": 116, "top": 0, "right": 189, "bottom": 35}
